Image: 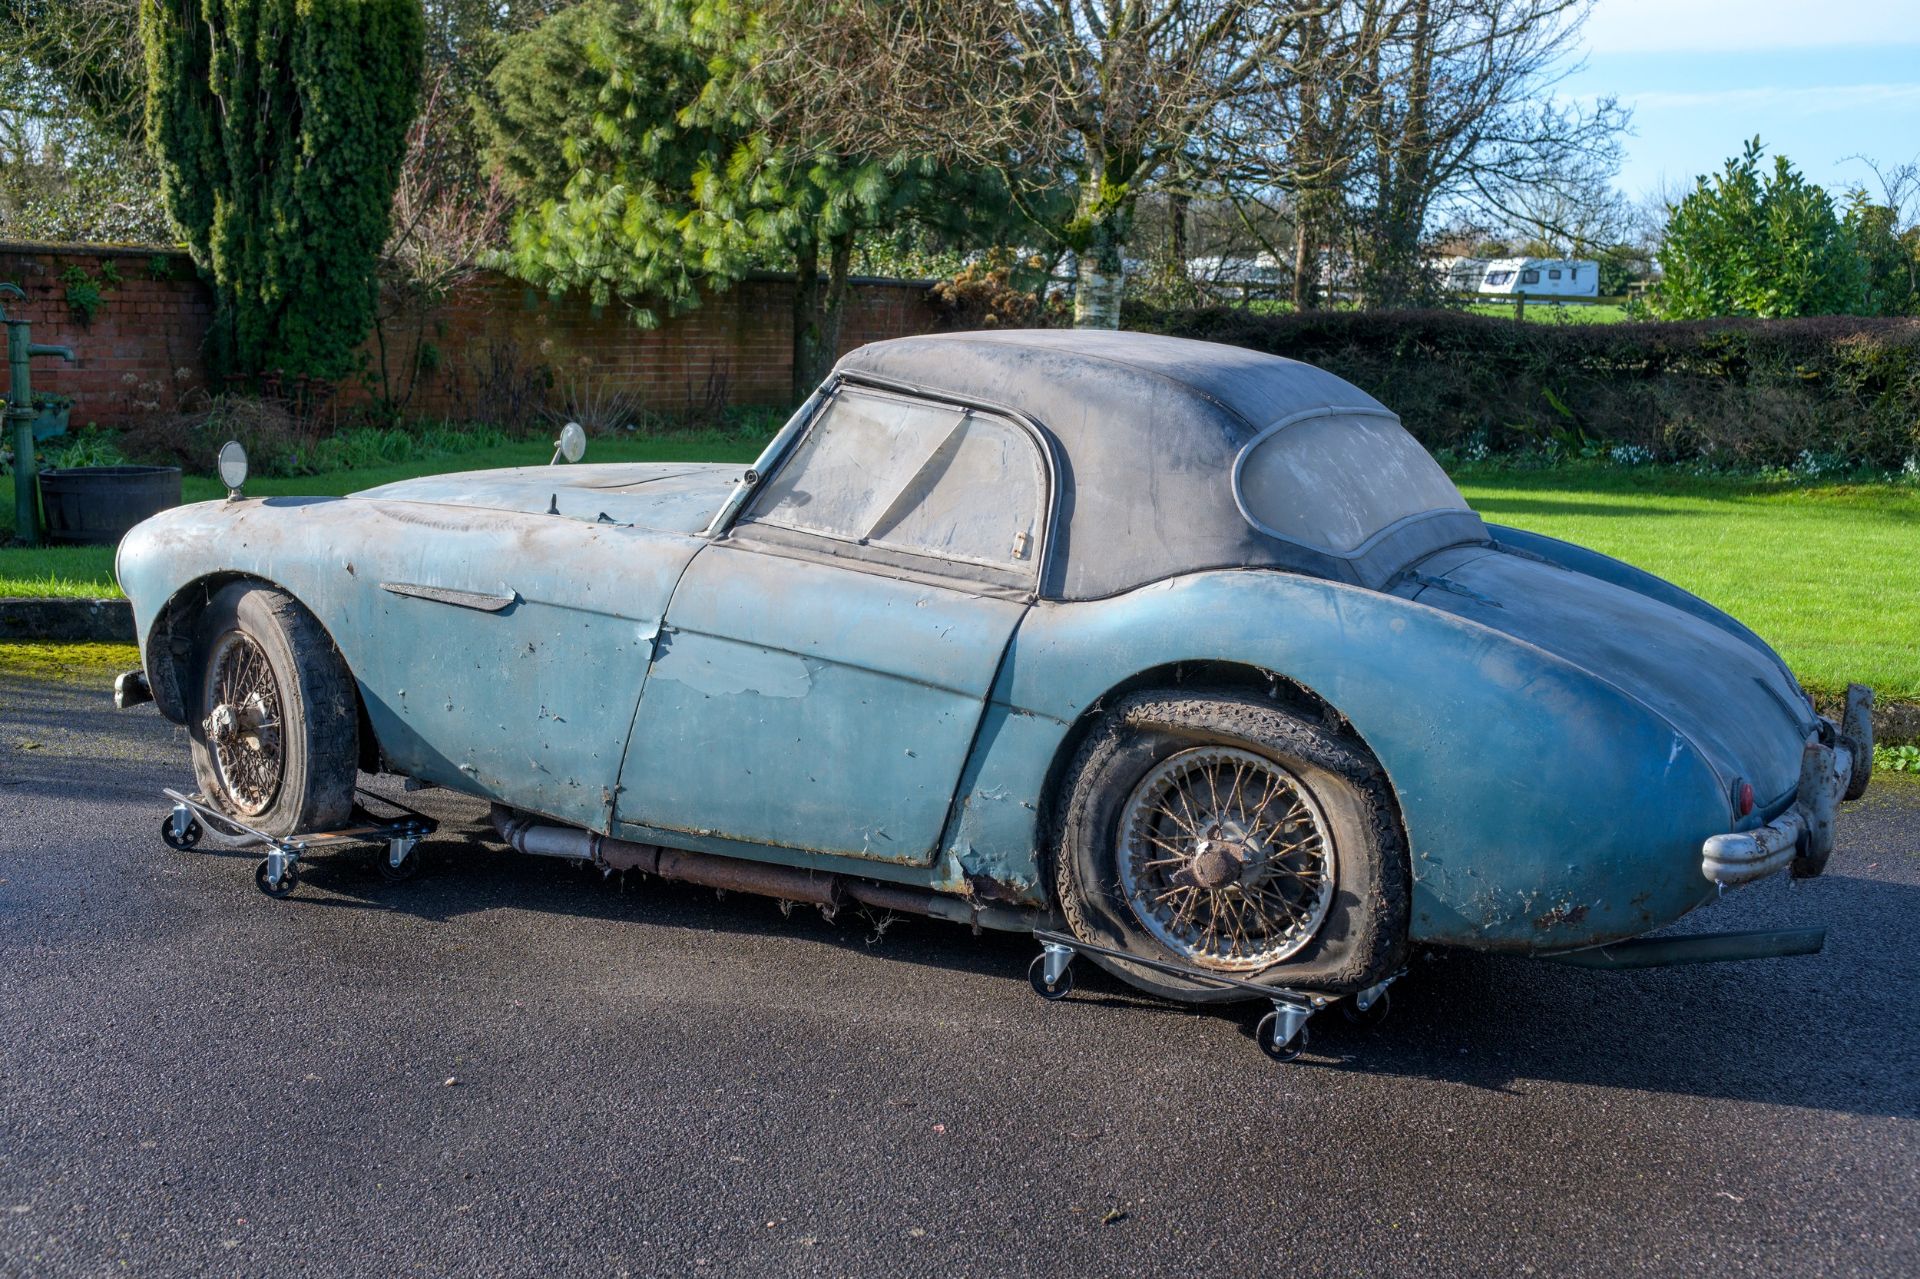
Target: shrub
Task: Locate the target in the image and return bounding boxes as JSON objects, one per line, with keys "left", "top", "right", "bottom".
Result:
{"left": 1129, "top": 305, "right": 1920, "bottom": 468}
{"left": 930, "top": 258, "right": 1063, "bottom": 330}
{"left": 143, "top": 0, "right": 424, "bottom": 384}
{"left": 39, "top": 427, "right": 128, "bottom": 470}
{"left": 117, "top": 399, "right": 519, "bottom": 477}
{"left": 117, "top": 394, "right": 314, "bottom": 476}
{"left": 1655, "top": 141, "right": 1865, "bottom": 319}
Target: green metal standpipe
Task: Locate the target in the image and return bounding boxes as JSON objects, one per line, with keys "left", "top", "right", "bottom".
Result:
{"left": 1, "top": 283, "right": 78, "bottom": 546}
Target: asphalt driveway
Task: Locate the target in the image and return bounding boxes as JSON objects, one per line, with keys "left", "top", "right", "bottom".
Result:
{"left": 2, "top": 669, "right": 1917, "bottom": 1277}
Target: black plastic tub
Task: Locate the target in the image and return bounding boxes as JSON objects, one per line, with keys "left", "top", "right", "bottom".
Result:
{"left": 37, "top": 465, "right": 183, "bottom": 545}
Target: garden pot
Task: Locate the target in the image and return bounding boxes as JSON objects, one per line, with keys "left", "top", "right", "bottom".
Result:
{"left": 37, "top": 465, "right": 182, "bottom": 546}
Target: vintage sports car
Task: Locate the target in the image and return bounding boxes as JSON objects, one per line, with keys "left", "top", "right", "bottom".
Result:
{"left": 116, "top": 331, "right": 1874, "bottom": 1049}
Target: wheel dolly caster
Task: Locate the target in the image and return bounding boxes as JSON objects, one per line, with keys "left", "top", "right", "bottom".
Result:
{"left": 159, "top": 785, "right": 436, "bottom": 904}
{"left": 254, "top": 847, "right": 302, "bottom": 899}
{"left": 376, "top": 834, "right": 423, "bottom": 883}
{"left": 1031, "top": 929, "right": 1356, "bottom": 1065}
{"left": 1028, "top": 939, "right": 1076, "bottom": 1000}
{"left": 161, "top": 803, "right": 203, "bottom": 851}
{"left": 1257, "top": 996, "right": 1318, "bottom": 1062}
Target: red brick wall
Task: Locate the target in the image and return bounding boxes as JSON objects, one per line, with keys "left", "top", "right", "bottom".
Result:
{"left": 0, "top": 245, "right": 214, "bottom": 422}
{"left": 0, "top": 242, "right": 940, "bottom": 426}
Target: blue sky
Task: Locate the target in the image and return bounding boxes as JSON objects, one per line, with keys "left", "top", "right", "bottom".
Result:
{"left": 1559, "top": 0, "right": 1920, "bottom": 203}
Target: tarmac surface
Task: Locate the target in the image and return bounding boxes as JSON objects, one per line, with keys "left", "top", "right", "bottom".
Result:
{"left": 2, "top": 667, "right": 1917, "bottom": 1277}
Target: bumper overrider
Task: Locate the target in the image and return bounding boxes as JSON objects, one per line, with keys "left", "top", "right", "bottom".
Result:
{"left": 1702, "top": 683, "right": 1874, "bottom": 887}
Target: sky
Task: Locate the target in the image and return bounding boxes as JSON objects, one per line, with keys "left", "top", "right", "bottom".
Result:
{"left": 1559, "top": 0, "right": 1920, "bottom": 205}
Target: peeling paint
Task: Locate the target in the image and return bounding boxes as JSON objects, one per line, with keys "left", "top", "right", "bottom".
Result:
{"left": 657, "top": 644, "right": 820, "bottom": 700}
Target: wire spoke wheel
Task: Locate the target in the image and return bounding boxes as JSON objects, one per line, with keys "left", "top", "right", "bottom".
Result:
{"left": 1117, "top": 746, "right": 1335, "bottom": 971}
{"left": 200, "top": 630, "right": 286, "bottom": 817}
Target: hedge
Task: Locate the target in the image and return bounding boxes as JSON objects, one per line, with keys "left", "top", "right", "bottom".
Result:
{"left": 1128, "top": 306, "right": 1920, "bottom": 468}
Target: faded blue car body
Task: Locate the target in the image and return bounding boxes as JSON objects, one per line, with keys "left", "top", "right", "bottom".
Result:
{"left": 116, "top": 330, "right": 1860, "bottom": 959}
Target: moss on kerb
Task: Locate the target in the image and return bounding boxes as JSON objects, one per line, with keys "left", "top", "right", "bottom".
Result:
{"left": 0, "top": 641, "right": 140, "bottom": 685}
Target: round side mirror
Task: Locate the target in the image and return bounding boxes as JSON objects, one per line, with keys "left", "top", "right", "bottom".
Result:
{"left": 217, "top": 440, "right": 249, "bottom": 497}
{"left": 553, "top": 421, "right": 587, "bottom": 465}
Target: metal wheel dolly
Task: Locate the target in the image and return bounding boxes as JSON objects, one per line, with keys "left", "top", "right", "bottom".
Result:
{"left": 1029, "top": 928, "right": 1397, "bottom": 1063}
{"left": 161, "top": 787, "right": 437, "bottom": 898}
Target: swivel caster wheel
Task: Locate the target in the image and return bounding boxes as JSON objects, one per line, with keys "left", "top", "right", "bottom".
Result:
{"left": 255, "top": 858, "right": 300, "bottom": 899}
{"left": 377, "top": 839, "right": 423, "bottom": 883}
{"left": 1257, "top": 1011, "right": 1310, "bottom": 1063}
{"left": 1028, "top": 954, "right": 1075, "bottom": 1001}
{"left": 161, "top": 814, "right": 203, "bottom": 851}
{"left": 1342, "top": 989, "right": 1391, "bottom": 1029}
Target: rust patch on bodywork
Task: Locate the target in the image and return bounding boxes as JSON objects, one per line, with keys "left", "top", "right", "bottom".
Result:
{"left": 964, "top": 871, "right": 1028, "bottom": 905}
{"left": 1533, "top": 902, "right": 1591, "bottom": 931}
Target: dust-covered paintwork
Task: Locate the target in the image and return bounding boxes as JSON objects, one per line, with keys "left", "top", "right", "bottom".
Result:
{"left": 115, "top": 330, "right": 1866, "bottom": 956}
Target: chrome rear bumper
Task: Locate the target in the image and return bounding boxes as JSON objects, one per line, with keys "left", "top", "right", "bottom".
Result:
{"left": 1701, "top": 683, "right": 1873, "bottom": 887}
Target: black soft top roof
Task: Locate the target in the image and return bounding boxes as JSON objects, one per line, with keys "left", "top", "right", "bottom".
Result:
{"left": 835, "top": 330, "right": 1484, "bottom": 598}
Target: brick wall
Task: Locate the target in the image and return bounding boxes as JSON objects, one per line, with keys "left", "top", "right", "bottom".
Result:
{"left": 0, "top": 244, "right": 213, "bottom": 422}
{"left": 0, "top": 242, "right": 940, "bottom": 426}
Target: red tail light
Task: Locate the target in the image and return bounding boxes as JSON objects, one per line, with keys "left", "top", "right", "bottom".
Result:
{"left": 1734, "top": 778, "right": 1755, "bottom": 818}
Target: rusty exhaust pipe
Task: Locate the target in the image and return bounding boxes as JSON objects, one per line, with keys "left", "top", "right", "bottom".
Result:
{"left": 488, "top": 805, "right": 1041, "bottom": 932}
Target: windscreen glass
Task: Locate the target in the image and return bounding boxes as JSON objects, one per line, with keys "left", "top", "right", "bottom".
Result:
{"left": 747, "top": 390, "right": 966, "bottom": 541}
{"left": 744, "top": 387, "right": 1044, "bottom": 578}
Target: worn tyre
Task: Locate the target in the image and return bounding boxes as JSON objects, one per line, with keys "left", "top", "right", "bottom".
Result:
{"left": 188, "top": 581, "right": 357, "bottom": 837}
{"left": 1052, "top": 690, "right": 1408, "bottom": 1004}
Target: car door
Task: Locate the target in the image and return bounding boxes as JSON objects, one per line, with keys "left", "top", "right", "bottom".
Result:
{"left": 347, "top": 511, "right": 704, "bottom": 835}
{"left": 612, "top": 381, "right": 1051, "bottom": 866}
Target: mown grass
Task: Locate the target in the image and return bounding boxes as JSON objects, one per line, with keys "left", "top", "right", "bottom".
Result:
{"left": 0, "top": 640, "right": 141, "bottom": 684}
{"left": 1461, "top": 301, "right": 1632, "bottom": 324}
{"left": 1454, "top": 464, "right": 1920, "bottom": 703}
{"left": 3, "top": 442, "right": 1914, "bottom": 706}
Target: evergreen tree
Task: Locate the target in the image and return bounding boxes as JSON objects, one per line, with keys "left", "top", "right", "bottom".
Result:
{"left": 142, "top": 0, "right": 424, "bottom": 382}
{"left": 481, "top": 0, "right": 1013, "bottom": 400}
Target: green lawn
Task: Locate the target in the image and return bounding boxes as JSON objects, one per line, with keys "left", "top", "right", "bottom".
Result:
{"left": 4, "top": 444, "right": 1915, "bottom": 706}
{"left": 1455, "top": 466, "right": 1920, "bottom": 703}
{"left": 1462, "top": 301, "right": 1632, "bottom": 323}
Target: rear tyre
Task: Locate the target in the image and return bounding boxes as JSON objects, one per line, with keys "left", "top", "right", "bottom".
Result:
{"left": 188, "top": 582, "right": 357, "bottom": 838}
{"left": 1052, "top": 690, "right": 1408, "bottom": 1005}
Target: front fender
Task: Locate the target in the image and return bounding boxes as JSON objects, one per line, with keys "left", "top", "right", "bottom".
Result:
{"left": 116, "top": 496, "right": 702, "bottom": 833}
{"left": 975, "top": 570, "right": 1728, "bottom": 951}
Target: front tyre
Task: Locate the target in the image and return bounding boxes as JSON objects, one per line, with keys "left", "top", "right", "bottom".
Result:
{"left": 1052, "top": 691, "right": 1408, "bottom": 1004}
{"left": 188, "top": 582, "right": 358, "bottom": 837}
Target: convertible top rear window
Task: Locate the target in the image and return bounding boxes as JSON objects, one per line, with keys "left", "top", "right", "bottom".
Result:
{"left": 1234, "top": 410, "right": 1469, "bottom": 555}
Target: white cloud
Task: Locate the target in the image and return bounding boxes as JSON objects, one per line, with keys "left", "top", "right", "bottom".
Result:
{"left": 1582, "top": 0, "right": 1917, "bottom": 53}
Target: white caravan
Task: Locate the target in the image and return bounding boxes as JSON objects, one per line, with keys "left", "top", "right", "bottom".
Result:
{"left": 1441, "top": 256, "right": 1601, "bottom": 298}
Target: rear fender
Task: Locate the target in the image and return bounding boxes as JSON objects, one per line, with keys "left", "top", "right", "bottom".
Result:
{"left": 956, "top": 570, "right": 1727, "bottom": 950}
{"left": 1487, "top": 524, "right": 1801, "bottom": 689}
